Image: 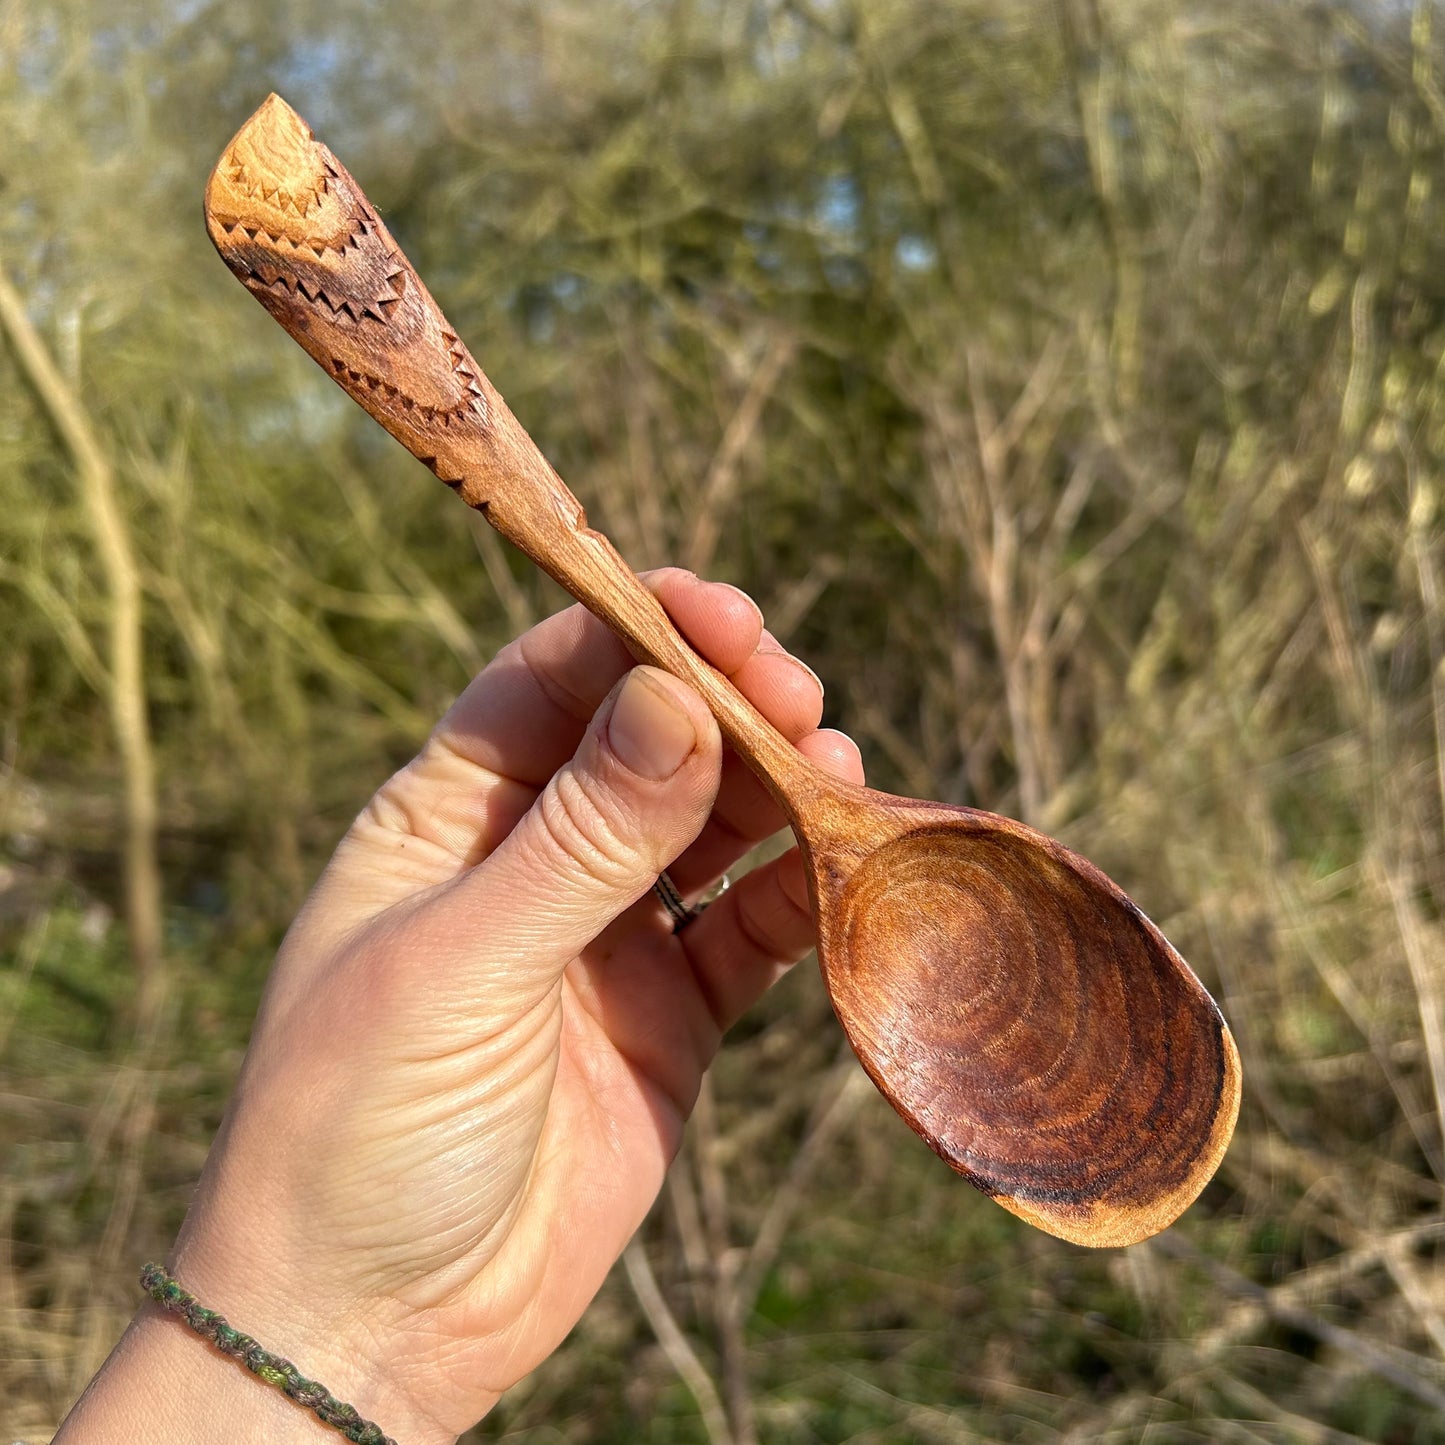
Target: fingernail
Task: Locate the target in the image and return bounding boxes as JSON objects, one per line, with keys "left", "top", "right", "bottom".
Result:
{"left": 786, "top": 654, "right": 825, "bottom": 699}
{"left": 757, "top": 641, "right": 824, "bottom": 700}
{"left": 608, "top": 669, "right": 699, "bottom": 780}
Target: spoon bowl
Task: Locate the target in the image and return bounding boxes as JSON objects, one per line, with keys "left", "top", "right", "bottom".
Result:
{"left": 800, "top": 789, "right": 1237, "bottom": 1245}
{"left": 205, "top": 94, "right": 1241, "bottom": 1247}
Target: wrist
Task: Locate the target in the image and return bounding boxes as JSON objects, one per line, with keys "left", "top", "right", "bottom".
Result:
{"left": 57, "top": 1260, "right": 463, "bottom": 1445}
{"left": 58, "top": 1304, "right": 345, "bottom": 1445}
{"left": 163, "top": 1243, "right": 466, "bottom": 1445}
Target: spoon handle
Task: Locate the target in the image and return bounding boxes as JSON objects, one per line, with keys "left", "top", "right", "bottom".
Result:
{"left": 205, "top": 94, "right": 818, "bottom": 810}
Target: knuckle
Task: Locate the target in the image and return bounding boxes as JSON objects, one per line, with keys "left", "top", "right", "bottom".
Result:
{"left": 533, "top": 768, "right": 646, "bottom": 888}
{"left": 361, "top": 777, "right": 412, "bottom": 837}
{"left": 360, "top": 766, "right": 433, "bottom": 844}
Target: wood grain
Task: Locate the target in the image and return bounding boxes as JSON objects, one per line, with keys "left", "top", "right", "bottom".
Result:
{"left": 206, "top": 94, "right": 1241, "bottom": 1247}
{"left": 816, "top": 816, "right": 1239, "bottom": 1246}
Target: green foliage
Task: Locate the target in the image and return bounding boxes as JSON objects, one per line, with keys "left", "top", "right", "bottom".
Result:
{"left": 5, "top": 0, "right": 1445, "bottom": 1440}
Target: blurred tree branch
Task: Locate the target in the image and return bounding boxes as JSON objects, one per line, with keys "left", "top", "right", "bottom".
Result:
{"left": 0, "top": 260, "right": 163, "bottom": 1031}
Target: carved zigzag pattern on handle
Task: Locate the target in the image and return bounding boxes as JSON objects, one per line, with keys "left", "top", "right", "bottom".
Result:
{"left": 217, "top": 160, "right": 369, "bottom": 256}
{"left": 442, "top": 330, "right": 486, "bottom": 414}
{"left": 328, "top": 344, "right": 487, "bottom": 429}
{"left": 223, "top": 153, "right": 328, "bottom": 218}
{"left": 252, "top": 253, "right": 406, "bottom": 326}
{"left": 222, "top": 209, "right": 370, "bottom": 261}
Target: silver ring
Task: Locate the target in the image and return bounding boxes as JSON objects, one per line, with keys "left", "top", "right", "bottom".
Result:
{"left": 653, "top": 870, "right": 730, "bottom": 932}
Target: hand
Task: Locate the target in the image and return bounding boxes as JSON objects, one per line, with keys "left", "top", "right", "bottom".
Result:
{"left": 60, "top": 569, "right": 862, "bottom": 1444}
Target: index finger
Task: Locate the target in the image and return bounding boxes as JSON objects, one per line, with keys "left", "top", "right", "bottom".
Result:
{"left": 350, "top": 569, "right": 826, "bottom": 889}
{"left": 438, "top": 568, "right": 765, "bottom": 788}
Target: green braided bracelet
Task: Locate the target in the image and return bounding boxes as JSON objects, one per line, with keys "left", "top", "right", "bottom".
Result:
{"left": 140, "top": 1263, "right": 397, "bottom": 1445}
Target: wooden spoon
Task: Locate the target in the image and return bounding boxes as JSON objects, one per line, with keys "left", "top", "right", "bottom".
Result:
{"left": 204, "top": 94, "right": 1240, "bottom": 1248}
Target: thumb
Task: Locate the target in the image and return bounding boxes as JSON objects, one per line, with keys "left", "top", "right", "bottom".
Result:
{"left": 429, "top": 665, "right": 722, "bottom": 999}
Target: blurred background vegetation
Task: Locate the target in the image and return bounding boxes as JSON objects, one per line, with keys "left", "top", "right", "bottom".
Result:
{"left": 3, "top": 0, "right": 1445, "bottom": 1439}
